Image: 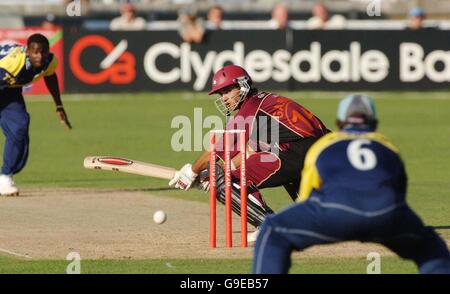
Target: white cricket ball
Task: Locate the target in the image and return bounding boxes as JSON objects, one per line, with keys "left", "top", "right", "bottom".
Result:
{"left": 153, "top": 210, "right": 167, "bottom": 224}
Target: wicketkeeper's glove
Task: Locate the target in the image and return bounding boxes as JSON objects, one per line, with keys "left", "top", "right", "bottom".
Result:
{"left": 169, "top": 163, "right": 198, "bottom": 190}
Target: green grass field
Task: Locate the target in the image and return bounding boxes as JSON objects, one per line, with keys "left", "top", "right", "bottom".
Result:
{"left": 0, "top": 255, "right": 416, "bottom": 274}
{"left": 1, "top": 91, "right": 449, "bottom": 274}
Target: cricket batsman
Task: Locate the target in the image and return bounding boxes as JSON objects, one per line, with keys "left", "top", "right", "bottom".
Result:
{"left": 0, "top": 33, "right": 71, "bottom": 196}
{"left": 169, "top": 65, "right": 329, "bottom": 240}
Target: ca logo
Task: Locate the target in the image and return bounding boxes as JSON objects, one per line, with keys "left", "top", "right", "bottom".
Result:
{"left": 69, "top": 35, "right": 136, "bottom": 84}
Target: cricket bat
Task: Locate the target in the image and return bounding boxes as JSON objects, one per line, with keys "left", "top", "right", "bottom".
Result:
{"left": 83, "top": 156, "right": 176, "bottom": 180}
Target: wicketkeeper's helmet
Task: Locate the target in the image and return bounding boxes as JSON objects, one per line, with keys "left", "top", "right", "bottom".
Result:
{"left": 337, "top": 94, "right": 378, "bottom": 129}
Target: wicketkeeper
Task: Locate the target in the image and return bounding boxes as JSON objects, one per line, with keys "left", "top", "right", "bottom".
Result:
{"left": 169, "top": 65, "right": 329, "bottom": 240}
{"left": 253, "top": 94, "right": 450, "bottom": 274}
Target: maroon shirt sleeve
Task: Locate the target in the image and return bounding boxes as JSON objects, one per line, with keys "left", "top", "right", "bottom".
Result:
{"left": 260, "top": 94, "right": 328, "bottom": 138}
{"left": 213, "top": 92, "right": 328, "bottom": 161}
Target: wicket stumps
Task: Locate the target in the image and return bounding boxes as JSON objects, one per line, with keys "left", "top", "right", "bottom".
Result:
{"left": 209, "top": 130, "right": 247, "bottom": 248}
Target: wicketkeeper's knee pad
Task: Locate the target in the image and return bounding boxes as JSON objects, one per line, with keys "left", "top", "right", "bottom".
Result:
{"left": 214, "top": 165, "right": 274, "bottom": 227}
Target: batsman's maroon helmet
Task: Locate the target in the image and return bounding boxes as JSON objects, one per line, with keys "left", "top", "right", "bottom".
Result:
{"left": 208, "top": 65, "right": 252, "bottom": 95}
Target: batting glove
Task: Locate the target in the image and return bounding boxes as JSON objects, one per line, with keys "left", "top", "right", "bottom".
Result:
{"left": 169, "top": 164, "right": 198, "bottom": 190}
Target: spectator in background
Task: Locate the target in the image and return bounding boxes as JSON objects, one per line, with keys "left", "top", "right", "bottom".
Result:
{"left": 110, "top": 3, "right": 146, "bottom": 31}
{"left": 408, "top": 7, "right": 426, "bottom": 30}
{"left": 206, "top": 5, "right": 224, "bottom": 30}
{"left": 268, "top": 3, "right": 289, "bottom": 30}
{"left": 307, "top": 3, "right": 346, "bottom": 30}
{"left": 41, "top": 14, "right": 58, "bottom": 30}
{"left": 177, "top": 6, "right": 205, "bottom": 43}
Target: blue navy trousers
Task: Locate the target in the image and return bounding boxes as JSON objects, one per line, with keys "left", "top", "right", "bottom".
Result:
{"left": 0, "top": 88, "right": 30, "bottom": 175}
{"left": 253, "top": 196, "right": 450, "bottom": 274}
